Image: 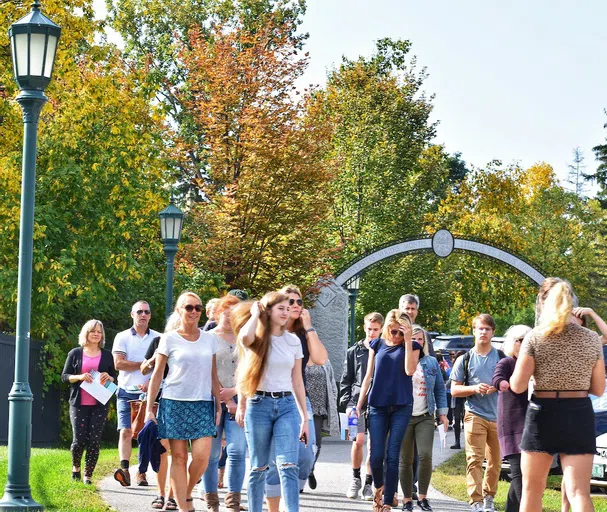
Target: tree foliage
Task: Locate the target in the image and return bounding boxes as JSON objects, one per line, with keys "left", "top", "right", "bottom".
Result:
{"left": 177, "top": 12, "right": 335, "bottom": 293}
{"left": 0, "top": 0, "right": 173, "bottom": 386}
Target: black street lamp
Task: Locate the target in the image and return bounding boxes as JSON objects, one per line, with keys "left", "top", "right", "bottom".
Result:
{"left": 159, "top": 197, "right": 184, "bottom": 321}
{"left": 1, "top": 2, "right": 61, "bottom": 510}
{"left": 347, "top": 275, "right": 361, "bottom": 347}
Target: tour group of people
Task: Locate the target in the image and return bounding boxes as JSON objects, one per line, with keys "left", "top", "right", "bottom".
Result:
{"left": 60, "top": 278, "right": 607, "bottom": 512}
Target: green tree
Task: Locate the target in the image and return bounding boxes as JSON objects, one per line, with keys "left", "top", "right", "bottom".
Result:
{"left": 0, "top": 0, "right": 174, "bottom": 386}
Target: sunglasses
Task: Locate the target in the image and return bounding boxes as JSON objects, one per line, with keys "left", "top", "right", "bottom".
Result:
{"left": 289, "top": 298, "right": 303, "bottom": 306}
{"left": 184, "top": 304, "right": 203, "bottom": 313}
{"left": 135, "top": 310, "right": 151, "bottom": 315}
{"left": 514, "top": 338, "right": 524, "bottom": 344}
{"left": 390, "top": 329, "right": 404, "bottom": 337}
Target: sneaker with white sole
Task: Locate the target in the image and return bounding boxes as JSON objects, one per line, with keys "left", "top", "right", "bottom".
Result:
{"left": 346, "top": 477, "right": 362, "bottom": 499}
{"left": 470, "top": 502, "right": 483, "bottom": 511}
{"left": 483, "top": 495, "right": 495, "bottom": 512}
{"left": 361, "top": 483, "right": 373, "bottom": 501}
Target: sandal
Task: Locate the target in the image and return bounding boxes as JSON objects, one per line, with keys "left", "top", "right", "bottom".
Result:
{"left": 151, "top": 496, "right": 164, "bottom": 510}
{"left": 165, "top": 497, "right": 177, "bottom": 510}
{"left": 186, "top": 497, "right": 195, "bottom": 512}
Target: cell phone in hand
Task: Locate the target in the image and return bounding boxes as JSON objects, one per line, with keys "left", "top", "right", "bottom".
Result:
{"left": 299, "top": 432, "right": 307, "bottom": 445}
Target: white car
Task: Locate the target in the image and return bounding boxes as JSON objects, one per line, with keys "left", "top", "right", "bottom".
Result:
{"left": 592, "top": 433, "right": 607, "bottom": 489}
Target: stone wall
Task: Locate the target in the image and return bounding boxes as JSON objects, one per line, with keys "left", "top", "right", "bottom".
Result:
{"left": 308, "top": 278, "right": 349, "bottom": 381}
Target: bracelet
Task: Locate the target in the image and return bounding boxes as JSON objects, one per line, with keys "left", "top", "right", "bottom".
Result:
{"left": 305, "top": 327, "right": 316, "bottom": 333}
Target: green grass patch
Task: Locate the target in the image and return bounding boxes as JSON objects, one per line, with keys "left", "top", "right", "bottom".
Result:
{"left": 0, "top": 445, "right": 121, "bottom": 511}
{"left": 432, "top": 451, "right": 607, "bottom": 512}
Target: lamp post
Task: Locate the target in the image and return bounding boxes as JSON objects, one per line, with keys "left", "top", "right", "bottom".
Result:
{"left": 159, "top": 197, "right": 184, "bottom": 321}
{"left": 1, "top": 2, "right": 61, "bottom": 510}
{"left": 347, "top": 275, "right": 361, "bottom": 347}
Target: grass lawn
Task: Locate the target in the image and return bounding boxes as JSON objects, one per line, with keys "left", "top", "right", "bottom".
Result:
{"left": 0, "top": 445, "right": 120, "bottom": 511}
{"left": 432, "top": 452, "right": 607, "bottom": 512}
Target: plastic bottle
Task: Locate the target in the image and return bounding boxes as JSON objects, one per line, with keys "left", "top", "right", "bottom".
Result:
{"left": 348, "top": 409, "right": 358, "bottom": 441}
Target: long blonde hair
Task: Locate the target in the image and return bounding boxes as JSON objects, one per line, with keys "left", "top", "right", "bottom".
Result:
{"left": 381, "top": 309, "right": 412, "bottom": 342}
{"left": 165, "top": 291, "right": 203, "bottom": 331}
{"left": 233, "top": 292, "right": 290, "bottom": 398}
{"left": 536, "top": 280, "right": 574, "bottom": 336}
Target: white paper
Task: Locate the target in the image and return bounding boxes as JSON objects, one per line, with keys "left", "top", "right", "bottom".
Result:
{"left": 339, "top": 412, "right": 348, "bottom": 440}
{"left": 80, "top": 369, "right": 118, "bottom": 405}
{"left": 438, "top": 423, "right": 447, "bottom": 449}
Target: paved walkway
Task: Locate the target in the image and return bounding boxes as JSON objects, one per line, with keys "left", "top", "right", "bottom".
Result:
{"left": 100, "top": 430, "right": 470, "bottom": 511}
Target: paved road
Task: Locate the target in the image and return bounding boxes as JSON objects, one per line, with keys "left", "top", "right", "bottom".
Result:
{"left": 100, "top": 430, "right": 470, "bottom": 511}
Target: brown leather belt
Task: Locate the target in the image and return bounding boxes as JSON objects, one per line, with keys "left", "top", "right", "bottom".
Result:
{"left": 534, "top": 390, "right": 588, "bottom": 399}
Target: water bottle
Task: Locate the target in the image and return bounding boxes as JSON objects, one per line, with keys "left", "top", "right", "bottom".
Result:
{"left": 348, "top": 409, "right": 358, "bottom": 441}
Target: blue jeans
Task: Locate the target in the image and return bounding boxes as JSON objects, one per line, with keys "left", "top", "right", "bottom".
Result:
{"left": 201, "top": 403, "right": 247, "bottom": 493}
{"left": 369, "top": 404, "right": 413, "bottom": 505}
{"left": 245, "top": 394, "right": 300, "bottom": 512}
{"left": 266, "top": 397, "right": 315, "bottom": 496}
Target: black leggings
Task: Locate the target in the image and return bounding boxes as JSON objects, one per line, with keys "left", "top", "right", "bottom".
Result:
{"left": 505, "top": 453, "right": 522, "bottom": 512}
{"left": 70, "top": 404, "right": 107, "bottom": 477}
{"left": 453, "top": 398, "right": 465, "bottom": 444}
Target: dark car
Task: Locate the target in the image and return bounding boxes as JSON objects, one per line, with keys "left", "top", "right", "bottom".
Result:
{"left": 432, "top": 335, "right": 474, "bottom": 358}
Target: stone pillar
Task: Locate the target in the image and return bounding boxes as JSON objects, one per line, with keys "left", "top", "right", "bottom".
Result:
{"left": 308, "top": 278, "right": 349, "bottom": 381}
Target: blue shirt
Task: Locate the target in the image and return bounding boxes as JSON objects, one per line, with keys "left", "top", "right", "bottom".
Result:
{"left": 451, "top": 346, "right": 500, "bottom": 422}
{"left": 368, "top": 338, "right": 422, "bottom": 407}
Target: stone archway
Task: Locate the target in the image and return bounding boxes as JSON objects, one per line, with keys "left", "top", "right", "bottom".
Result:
{"left": 309, "top": 229, "right": 545, "bottom": 379}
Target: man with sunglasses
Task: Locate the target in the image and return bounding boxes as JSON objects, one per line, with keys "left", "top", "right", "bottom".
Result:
{"left": 112, "top": 300, "right": 161, "bottom": 487}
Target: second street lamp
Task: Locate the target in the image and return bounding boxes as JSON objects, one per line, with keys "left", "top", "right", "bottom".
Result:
{"left": 347, "top": 275, "right": 361, "bottom": 347}
{"left": 1, "top": 2, "right": 61, "bottom": 510}
{"left": 159, "top": 198, "right": 184, "bottom": 321}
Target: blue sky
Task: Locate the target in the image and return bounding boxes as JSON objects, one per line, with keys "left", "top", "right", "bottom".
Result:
{"left": 95, "top": 0, "right": 607, "bottom": 191}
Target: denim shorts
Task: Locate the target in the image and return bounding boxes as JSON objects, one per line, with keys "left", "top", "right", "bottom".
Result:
{"left": 520, "top": 397, "right": 595, "bottom": 455}
{"left": 116, "top": 388, "right": 141, "bottom": 430}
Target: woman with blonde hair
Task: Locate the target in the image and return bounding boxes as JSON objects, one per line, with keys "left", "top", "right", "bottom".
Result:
{"left": 264, "top": 284, "right": 328, "bottom": 510}
{"left": 145, "top": 291, "right": 222, "bottom": 512}
{"left": 491, "top": 324, "right": 532, "bottom": 512}
{"left": 233, "top": 292, "right": 309, "bottom": 512}
{"left": 511, "top": 278, "right": 605, "bottom": 512}
{"left": 356, "top": 309, "right": 421, "bottom": 512}
{"left": 61, "top": 320, "right": 116, "bottom": 484}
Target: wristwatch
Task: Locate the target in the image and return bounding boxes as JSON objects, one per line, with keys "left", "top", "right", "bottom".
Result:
{"left": 305, "top": 327, "right": 316, "bottom": 333}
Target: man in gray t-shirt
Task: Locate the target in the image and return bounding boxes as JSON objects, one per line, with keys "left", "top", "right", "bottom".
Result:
{"left": 451, "top": 314, "right": 502, "bottom": 512}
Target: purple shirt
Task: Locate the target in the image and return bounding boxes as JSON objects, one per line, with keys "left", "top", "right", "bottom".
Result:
{"left": 492, "top": 356, "right": 528, "bottom": 457}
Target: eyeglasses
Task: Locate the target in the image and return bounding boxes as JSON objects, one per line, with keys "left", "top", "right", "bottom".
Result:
{"left": 135, "top": 310, "right": 151, "bottom": 315}
{"left": 289, "top": 298, "right": 303, "bottom": 306}
{"left": 390, "top": 329, "right": 404, "bottom": 337}
{"left": 184, "top": 304, "right": 203, "bottom": 313}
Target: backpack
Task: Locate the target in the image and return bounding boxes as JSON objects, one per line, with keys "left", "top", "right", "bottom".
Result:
{"left": 462, "top": 348, "right": 506, "bottom": 386}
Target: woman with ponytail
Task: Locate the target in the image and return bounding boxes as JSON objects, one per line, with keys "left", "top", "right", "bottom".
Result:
{"left": 233, "top": 292, "right": 309, "bottom": 512}
{"left": 511, "top": 278, "right": 605, "bottom": 512}
{"left": 145, "top": 292, "right": 221, "bottom": 512}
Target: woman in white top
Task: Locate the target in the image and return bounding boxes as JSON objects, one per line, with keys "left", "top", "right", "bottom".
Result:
{"left": 200, "top": 293, "right": 246, "bottom": 512}
{"left": 146, "top": 291, "right": 221, "bottom": 512}
{"left": 234, "top": 291, "right": 309, "bottom": 512}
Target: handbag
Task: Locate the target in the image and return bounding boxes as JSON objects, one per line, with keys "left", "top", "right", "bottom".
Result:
{"left": 129, "top": 399, "right": 159, "bottom": 439}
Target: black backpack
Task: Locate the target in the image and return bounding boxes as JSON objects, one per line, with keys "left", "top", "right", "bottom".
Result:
{"left": 462, "top": 348, "right": 506, "bottom": 386}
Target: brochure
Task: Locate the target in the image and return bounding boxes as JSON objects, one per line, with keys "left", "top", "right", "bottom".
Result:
{"left": 80, "top": 369, "right": 118, "bottom": 405}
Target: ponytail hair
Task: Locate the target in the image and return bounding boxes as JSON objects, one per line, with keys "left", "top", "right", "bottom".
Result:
{"left": 536, "top": 281, "right": 574, "bottom": 336}
{"left": 165, "top": 291, "right": 203, "bottom": 332}
{"left": 233, "top": 291, "right": 290, "bottom": 398}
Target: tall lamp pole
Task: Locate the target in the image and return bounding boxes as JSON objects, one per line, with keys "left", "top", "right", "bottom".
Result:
{"left": 159, "top": 197, "right": 184, "bottom": 321}
{"left": 347, "top": 275, "right": 361, "bottom": 347}
{"left": 1, "top": 3, "right": 60, "bottom": 510}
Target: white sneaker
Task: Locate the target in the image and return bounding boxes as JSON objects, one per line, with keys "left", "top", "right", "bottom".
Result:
{"left": 346, "top": 477, "right": 362, "bottom": 499}
{"left": 470, "top": 502, "right": 483, "bottom": 511}
{"left": 361, "top": 482, "right": 373, "bottom": 501}
{"left": 483, "top": 495, "right": 495, "bottom": 512}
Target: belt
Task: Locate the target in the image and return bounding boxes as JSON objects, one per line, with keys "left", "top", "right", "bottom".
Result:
{"left": 534, "top": 390, "right": 588, "bottom": 399}
{"left": 255, "top": 390, "right": 292, "bottom": 398}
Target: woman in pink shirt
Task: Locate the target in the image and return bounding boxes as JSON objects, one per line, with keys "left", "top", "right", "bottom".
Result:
{"left": 61, "top": 320, "right": 116, "bottom": 484}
